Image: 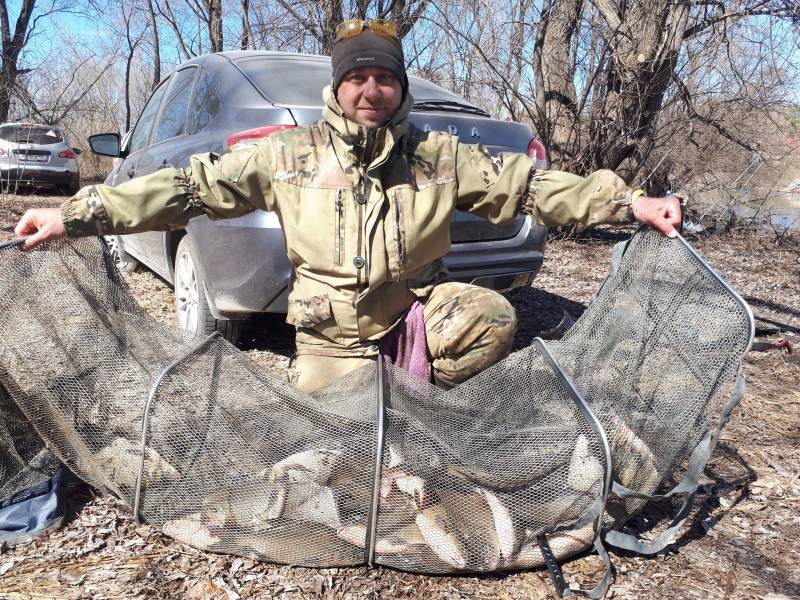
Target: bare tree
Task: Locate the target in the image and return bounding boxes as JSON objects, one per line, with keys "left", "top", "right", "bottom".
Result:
{"left": 248, "top": 0, "right": 426, "bottom": 55}
{"left": 0, "top": 0, "right": 38, "bottom": 122}
{"left": 533, "top": 0, "right": 584, "bottom": 163}
{"left": 145, "top": 0, "right": 161, "bottom": 89}
{"left": 546, "top": 0, "right": 799, "bottom": 182}
{"left": 156, "top": 0, "right": 193, "bottom": 60}
{"left": 240, "top": 0, "right": 252, "bottom": 50}
{"left": 184, "top": 0, "right": 222, "bottom": 52}
{"left": 123, "top": 3, "right": 146, "bottom": 130}
{"left": 429, "top": 0, "right": 799, "bottom": 196}
{"left": 272, "top": 0, "right": 344, "bottom": 55}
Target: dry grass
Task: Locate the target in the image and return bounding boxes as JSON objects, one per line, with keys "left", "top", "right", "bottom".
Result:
{"left": 0, "top": 193, "right": 798, "bottom": 599}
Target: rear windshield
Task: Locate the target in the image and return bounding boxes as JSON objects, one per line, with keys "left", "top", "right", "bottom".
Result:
{"left": 0, "top": 125, "right": 63, "bottom": 144}
{"left": 235, "top": 56, "right": 474, "bottom": 107}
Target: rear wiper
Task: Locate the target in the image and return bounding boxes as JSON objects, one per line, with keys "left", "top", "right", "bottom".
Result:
{"left": 412, "top": 100, "right": 489, "bottom": 117}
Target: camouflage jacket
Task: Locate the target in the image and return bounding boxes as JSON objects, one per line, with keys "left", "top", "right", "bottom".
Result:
{"left": 62, "top": 86, "right": 635, "bottom": 355}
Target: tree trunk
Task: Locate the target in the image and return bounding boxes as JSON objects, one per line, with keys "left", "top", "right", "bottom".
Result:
{"left": 320, "top": 0, "right": 343, "bottom": 56}
{"left": 145, "top": 0, "right": 160, "bottom": 90}
{"left": 590, "top": 1, "right": 690, "bottom": 180}
{"left": 123, "top": 5, "right": 142, "bottom": 131}
{"left": 0, "top": 0, "right": 36, "bottom": 123}
{"left": 533, "top": 0, "right": 583, "bottom": 169}
{"left": 207, "top": 0, "right": 223, "bottom": 52}
{"left": 240, "top": 0, "right": 251, "bottom": 50}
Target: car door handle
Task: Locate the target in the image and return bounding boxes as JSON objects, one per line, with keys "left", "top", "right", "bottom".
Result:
{"left": 126, "top": 167, "right": 136, "bottom": 178}
{"left": 158, "top": 161, "right": 174, "bottom": 170}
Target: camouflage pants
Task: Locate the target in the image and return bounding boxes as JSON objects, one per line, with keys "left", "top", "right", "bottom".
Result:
{"left": 290, "top": 282, "right": 517, "bottom": 393}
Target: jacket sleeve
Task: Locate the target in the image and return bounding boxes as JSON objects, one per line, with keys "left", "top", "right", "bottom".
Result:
{"left": 454, "top": 141, "right": 635, "bottom": 228}
{"left": 61, "top": 141, "right": 276, "bottom": 237}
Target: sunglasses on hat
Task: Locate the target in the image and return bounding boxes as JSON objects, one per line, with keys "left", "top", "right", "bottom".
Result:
{"left": 335, "top": 19, "right": 398, "bottom": 42}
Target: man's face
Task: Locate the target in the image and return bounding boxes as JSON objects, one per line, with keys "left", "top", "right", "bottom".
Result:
{"left": 336, "top": 67, "right": 403, "bottom": 128}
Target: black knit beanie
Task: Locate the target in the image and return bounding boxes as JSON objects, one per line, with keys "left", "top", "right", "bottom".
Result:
{"left": 332, "top": 29, "right": 408, "bottom": 95}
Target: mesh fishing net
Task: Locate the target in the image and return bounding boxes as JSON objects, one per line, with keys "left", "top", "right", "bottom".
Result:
{"left": 0, "top": 229, "right": 753, "bottom": 582}
{"left": 0, "top": 382, "right": 60, "bottom": 505}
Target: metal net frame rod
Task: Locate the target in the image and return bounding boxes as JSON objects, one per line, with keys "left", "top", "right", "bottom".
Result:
{"left": 535, "top": 338, "right": 612, "bottom": 533}
{"left": 133, "top": 331, "right": 223, "bottom": 523}
{"left": 675, "top": 234, "right": 755, "bottom": 351}
{"left": 364, "top": 356, "right": 386, "bottom": 566}
{"left": 535, "top": 338, "right": 614, "bottom": 599}
{"left": 0, "top": 239, "right": 24, "bottom": 251}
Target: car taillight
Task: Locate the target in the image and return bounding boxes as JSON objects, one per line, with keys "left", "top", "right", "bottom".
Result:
{"left": 226, "top": 125, "right": 296, "bottom": 149}
{"left": 527, "top": 139, "right": 548, "bottom": 170}
{"left": 0, "top": 148, "right": 5, "bottom": 156}
{"left": 58, "top": 149, "right": 76, "bottom": 159}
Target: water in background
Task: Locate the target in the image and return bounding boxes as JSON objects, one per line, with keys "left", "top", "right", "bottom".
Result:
{"left": 731, "top": 179, "right": 800, "bottom": 233}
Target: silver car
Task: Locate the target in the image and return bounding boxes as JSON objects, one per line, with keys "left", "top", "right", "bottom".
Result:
{"left": 88, "top": 52, "right": 548, "bottom": 342}
{"left": 0, "top": 123, "right": 81, "bottom": 194}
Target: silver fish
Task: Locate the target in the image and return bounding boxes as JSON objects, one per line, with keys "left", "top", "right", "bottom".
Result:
{"left": 415, "top": 503, "right": 468, "bottom": 569}
{"left": 250, "top": 483, "right": 288, "bottom": 526}
{"left": 436, "top": 488, "right": 503, "bottom": 570}
{"left": 265, "top": 448, "right": 343, "bottom": 484}
{"left": 509, "top": 524, "right": 594, "bottom": 569}
{"left": 95, "top": 436, "right": 180, "bottom": 489}
{"left": 375, "top": 483, "right": 421, "bottom": 533}
{"left": 215, "top": 521, "right": 363, "bottom": 566}
{"left": 281, "top": 481, "right": 341, "bottom": 527}
{"left": 478, "top": 488, "right": 515, "bottom": 561}
{"left": 161, "top": 512, "right": 221, "bottom": 549}
{"left": 519, "top": 492, "right": 591, "bottom": 539}
{"left": 567, "top": 434, "right": 604, "bottom": 493}
{"left": 606, "top": 414, "right": 661, "bottom": 496}
{"left": 336, "top": 522, "right": 426, "bottom": 555}
{"left": 380, "top": 464, "right": 429, "bottom": 508}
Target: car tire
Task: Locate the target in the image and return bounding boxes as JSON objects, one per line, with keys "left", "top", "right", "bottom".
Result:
{"left": 59, "top": 174, "right": 80, "bottom": 196}
{"left": 104, "top": 235, "right": 139, "bottom": 273}
{"left": 174, "top": 236, "right": 243, "bottom": 344}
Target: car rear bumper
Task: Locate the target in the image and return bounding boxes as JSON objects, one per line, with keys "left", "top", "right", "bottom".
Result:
{"left": 185, "top": 211, "right": 546, "bottom": 319}
{"left": 0, "top": 167, "right": 78, "bottom": 186}
{"left": 443, "top": 216, "right": 545, "bottom": 289}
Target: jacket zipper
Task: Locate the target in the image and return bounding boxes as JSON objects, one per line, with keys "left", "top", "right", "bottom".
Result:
{"left": 355, "top": 130, "right": 376, "bottom": 297}
{"left": 356, "top": 180, "right": 370, "bottom": 295}
{"left": 335, "top": 189, "right": 344, "bottom": 266}
{"left": 393, "top": 189, "right": 405, "bottom": 281}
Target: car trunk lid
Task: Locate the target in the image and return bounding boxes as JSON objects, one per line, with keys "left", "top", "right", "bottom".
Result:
{"left": 408, "top": 111, "right": 531, "bottom": 242}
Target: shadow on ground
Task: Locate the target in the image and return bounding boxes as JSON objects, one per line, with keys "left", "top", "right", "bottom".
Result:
{"left": 236, "top": 312, "right": 295, "bottom": 357}
{"left": 506, "top": 287, "right": 588, "bottom": 349}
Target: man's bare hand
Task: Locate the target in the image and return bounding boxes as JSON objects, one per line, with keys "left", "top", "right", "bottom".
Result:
{"left": 14, "top": 208, "right": 67, "bottom": 250}
{"left": 632, "top": 195, "right": 682, "bottom": 238}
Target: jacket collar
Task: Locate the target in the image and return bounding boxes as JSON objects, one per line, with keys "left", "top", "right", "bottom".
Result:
{"left": 322, "top": 85, "right": 413, "bottom": 170}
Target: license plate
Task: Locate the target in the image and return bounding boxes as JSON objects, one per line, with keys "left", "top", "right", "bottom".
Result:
{"left": 19, "top": 154, "right": 47, "bottom": 162}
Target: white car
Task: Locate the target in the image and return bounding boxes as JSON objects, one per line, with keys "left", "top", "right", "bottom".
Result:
{"left": 0, "top": 123, "right": 81, "bottom": 194}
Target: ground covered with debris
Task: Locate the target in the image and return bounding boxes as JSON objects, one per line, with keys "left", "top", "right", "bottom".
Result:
{"left": 0, "top": 193, "right": 798, "bottom": 599}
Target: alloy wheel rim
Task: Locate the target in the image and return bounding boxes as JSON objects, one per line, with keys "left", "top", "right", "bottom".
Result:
{"left": 175, "top": 250, "right": 199, "bottom": 333}
{"left": 106, "top": 236, "right": 123, "bottom": 265}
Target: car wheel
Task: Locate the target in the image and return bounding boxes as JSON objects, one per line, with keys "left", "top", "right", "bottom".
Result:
{"left": 59, "top": 174, "right": 80, "bottom": 196}
{"left": 104, "top": 235, "right": 139, "bottom": 273}
{"left": 174, "top": 236, "right": 243, "bottom": 343}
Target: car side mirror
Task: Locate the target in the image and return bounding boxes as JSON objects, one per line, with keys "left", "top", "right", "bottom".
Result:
{"left": 88, "top": 133, "right": 121, "bottom": 158}
{"left": 72, "top": 147, "right": 82, "bottom": 155}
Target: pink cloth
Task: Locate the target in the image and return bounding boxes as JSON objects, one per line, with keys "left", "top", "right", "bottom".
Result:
{"left": 380, "top": 300, "right": 431, "bottom": 381}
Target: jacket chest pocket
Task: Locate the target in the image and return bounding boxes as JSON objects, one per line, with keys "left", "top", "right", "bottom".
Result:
{"left": 389, "top": 184, "right": 454, "bottom": 279}
{"left": 278, "top": 184, "right": 352, "bottom": 273}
